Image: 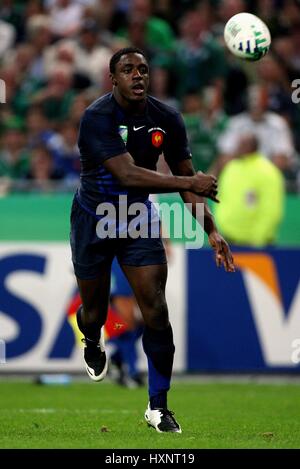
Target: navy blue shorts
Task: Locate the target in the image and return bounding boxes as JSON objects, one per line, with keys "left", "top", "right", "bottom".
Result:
{"left": 70, "top": 197, "right": 167, "bottom": 279}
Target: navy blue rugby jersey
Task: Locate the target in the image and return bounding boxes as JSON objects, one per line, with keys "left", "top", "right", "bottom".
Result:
{"left": 76, "top": 92, "right": 191, "bottom": 212}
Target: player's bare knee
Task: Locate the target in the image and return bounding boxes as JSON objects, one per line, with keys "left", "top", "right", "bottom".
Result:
{"left": 144, "top": 300, "right": 169, "bottom": 330}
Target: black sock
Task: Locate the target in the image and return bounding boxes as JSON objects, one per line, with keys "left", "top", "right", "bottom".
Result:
{"left": 76, "top": 305, "right": 100, "bottom": 344}
{"left": 142, "top": 324, "right": 175, "bottom": 410}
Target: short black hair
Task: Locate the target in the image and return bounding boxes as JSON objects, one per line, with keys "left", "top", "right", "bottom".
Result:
{"left": 109, "top": 47, "right": 148, "bottom": 73}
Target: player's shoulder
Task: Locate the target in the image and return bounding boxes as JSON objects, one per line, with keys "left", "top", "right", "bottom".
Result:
{"left": 84, "top": 93, "right": 116, "bottom": 119}
{"left": 147, "top": 95, "right": 182, "bottom": 122}
{"left": 264, "top": 111, "right": 288, "bottom": 128}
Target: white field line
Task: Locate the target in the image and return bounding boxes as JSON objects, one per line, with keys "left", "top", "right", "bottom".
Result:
{"left": 0, "top": 408, "right": 135, "bottom": 414}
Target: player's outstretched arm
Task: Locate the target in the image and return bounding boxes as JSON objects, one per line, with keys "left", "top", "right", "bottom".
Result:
{"left": 103, "top": 152, "right": 219, "bottom": 201}
{"left": 169, "top": 159, "right": 235, "bottom": 273}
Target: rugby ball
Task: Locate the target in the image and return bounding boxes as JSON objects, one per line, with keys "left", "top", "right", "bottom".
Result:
{"left": 224, "top": 12, "right": 271, "bottom": 61}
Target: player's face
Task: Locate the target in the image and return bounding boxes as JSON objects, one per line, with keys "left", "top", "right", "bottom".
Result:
{"left": 112, "top": 53, "right": 149, "bottom": 102}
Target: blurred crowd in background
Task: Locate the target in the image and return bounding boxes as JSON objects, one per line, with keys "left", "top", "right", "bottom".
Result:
{"left": 1, "top": 0, "right": 300, "bottom": 196}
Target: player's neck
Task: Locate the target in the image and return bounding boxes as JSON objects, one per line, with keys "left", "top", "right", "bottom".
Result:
{"left": 113, "top": 89, "right": 146, "bottom": 115}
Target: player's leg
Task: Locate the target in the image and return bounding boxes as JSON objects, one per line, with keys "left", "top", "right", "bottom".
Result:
{"left": 76, "top": 265, "right": 112, "bottom": 381}
{"left": 70, "top": 196, "right": 114, "bottom": 381}
{"left": 76, "top": 262, "right": 111, "bottom": 341}
{"left": 120, "top": 263, "right": 181, "bottom": 433}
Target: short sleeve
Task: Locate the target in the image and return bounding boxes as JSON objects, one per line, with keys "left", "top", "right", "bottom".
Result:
{"left": 163, "top": 111, "right": 192, "bottom": 165}
{"left": 78, "top": 109, "right": 127, "bottom": 164}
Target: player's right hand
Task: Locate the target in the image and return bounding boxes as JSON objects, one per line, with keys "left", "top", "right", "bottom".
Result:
{"left": 190, "top": 172, "right": 219, "bottom": 202}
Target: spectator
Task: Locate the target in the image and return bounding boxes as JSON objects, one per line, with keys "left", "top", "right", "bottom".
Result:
{"left": 171, "top": 8, "right": 228, "bottom": 100}
{"left": 0, "top": 65, "right": 19, "bottom": 113}
{"left": 6, "top": 43, "right": 45, "bottom": 117}
{"left": 68, "top": 92, "right": 94, "bottom": 127}
{"left": 217, "top": 84, "right": 296, "bottom": 175}
{"left": 0, "top": 117, "right": 29, "bottom": 180}
{"left": 44, "top": 19, "right": 112, "bottom": 90}
{"left": 273, "top": 23, "right": 300, "bottom": 78}
{"left": 116, "top": 0, "right": 175, "bottom": 60}
{"left": 26, "top": 106, "right": 60, "bottom": 150}
{"left": 150, "top": 66, "right": 179, "bottom": 109}
{"left": 25, "top": 144, "right": 64, "bottom": 192}
{"left": 0, "top": 19, "right": 16, "bottom": 59}
{"left": 214, "top": 134, "right": 285, "bottom": 247}
{"left": 257, "top": 54, "right": 294, "bottom": 120}
{"left": 47, "top": 0, "right": 84, "bottom": 39}
{"left": 26, "top": 14, "right": 53, "bottom": 81}
{"left": 74, "top": 19, "right": 112, "bottom": 88}
{"left": 25, "top": 106, "right": 66, "bottom": 172}
{"left": 0, "top": 0, "right": 29, "bottom": 42}
{"left": 54, "top": 122, "right": 81, "bottom": 181}
{"left": 182, "top": 91, "right": 228, "bottom": 173}
{"left": 30, "top": 63, "right": 75, "bottom": 123}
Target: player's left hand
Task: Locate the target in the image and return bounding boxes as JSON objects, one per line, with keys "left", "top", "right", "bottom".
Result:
{"left": 208, "top": 231, "right": 235, "bottom": 272}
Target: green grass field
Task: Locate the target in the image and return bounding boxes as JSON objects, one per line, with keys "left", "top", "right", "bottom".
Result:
{"left": 1, "top": 379, "right": 300, "bottom": 449}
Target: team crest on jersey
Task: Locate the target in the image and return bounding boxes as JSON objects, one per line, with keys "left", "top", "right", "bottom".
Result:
{"left": 151, "top": 131, "right": 164, "bottom": 148}
{"left": 118, "top": 125, "right": 128, "bottom": 144}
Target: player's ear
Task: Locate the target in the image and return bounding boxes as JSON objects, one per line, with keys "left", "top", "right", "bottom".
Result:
{"left": 110, "top": 73, "right": 117, "bottom": 86}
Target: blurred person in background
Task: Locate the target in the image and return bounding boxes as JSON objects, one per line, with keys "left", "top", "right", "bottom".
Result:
{"left": 44, "top": 18, "right": 112, "bottom": 90}
{"left": 272, "top": 25, "right": 300, "bottom": 159}
{"left": 26, "top": 105, "right": 60, "bottom": 149}
{"left": 212, "top": 0, "right": 246, "bottom": 38}
{"left": 212, "top": 0, "right": 249, "bottom": 115}
{"left": 0, "top": 18, "right": 16, "bottom": 59}
{"left": 273, "top": 22, "right": 300, "bottom": 79}
{"left": 257, "top": 54, "right": 294, "bottom": 121}
{"left": 0, "top": 0, "right": 22, "bottom": 42}
{"left": 171, "top": 7, "right": 228, "bottom": 102}
{"left": 75, "top": 18, "right": 112, "bottom": 88}
{"left": 25, "top": 144, "right": 64, "bottom": 191}
{"left": 26, "top": 14, "right": 53, "bottom": 82}
{"left": 54, "top": 122, "right": 81, "bottom": 183}
{"left": 149, "top": 65, "right": 179, "bottom": 109}
{"left": 216, "top": 84, "right": 296, "bottom": 178}
{"left": 30, "top": 63, "right": 76, "bottom": 123}
{"left": 46, "top": 0, "right": 84, "bottom": 40}
{"left": 214, "top": 133, "right": 285, "bottom": 247}
{"left": 221, "top": 46, "right": 249, "bottom": 116}
{"left": 218, "top": 0, "right": 245, "bottom": 24}
{"left": 182, "top": 90, "right": 228, "bottom": 173}
{"left": 256, "top": 55, "right": 300, "bottom": 190}
{"left": 255, "top": 0, "right": 288, "bottom": 39}
{"left": 122, "top": 12, "right": 155, "bottom": 61}
{"left": 0, "top": 117, "right": 29, "bottom": 181}
{"left": 0, "top": 65, "right": 19, "bottom": 117}
{"left": 279, "top": 0, "right": 300, "bottom": 31}
{"left": 115, "top": 0, "right": 175, "bottom": 62}
{"left": 68, "top": 93, "right": 95, "bottom": 127}
{"left": 4, "top": 42, "right": 44, "bottom": 117}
